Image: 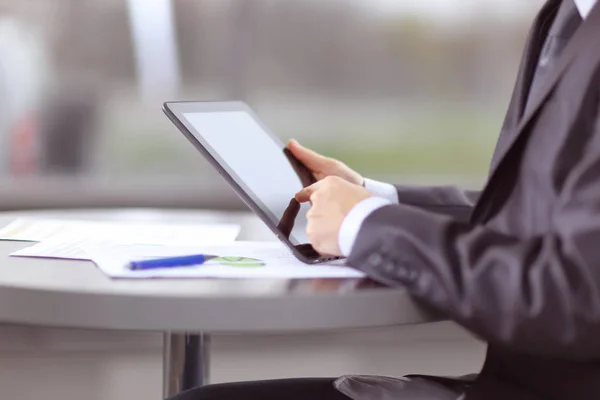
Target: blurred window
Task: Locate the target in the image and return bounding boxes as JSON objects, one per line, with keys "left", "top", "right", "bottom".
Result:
{"left": 0, "top": 0, "right": 545, "bottom": 208}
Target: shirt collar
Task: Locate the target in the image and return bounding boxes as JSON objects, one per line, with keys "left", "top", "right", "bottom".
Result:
{"left": 574, "top": 0, "right": 596, "bottom": 18}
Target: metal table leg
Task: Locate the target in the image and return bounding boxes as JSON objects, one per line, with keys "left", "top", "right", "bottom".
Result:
{"left": 163, "top": 333, "right": 211, "bottom": 399}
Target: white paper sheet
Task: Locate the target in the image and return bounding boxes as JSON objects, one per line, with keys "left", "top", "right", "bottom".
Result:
{"left": 83, "top": 242, "right": 365, "bottom": 279}
{"left": 8, "top": 219, "right": 241, "bottom": 260}
{"left": 0, "top": 218, "right": 240, "bottom": 243}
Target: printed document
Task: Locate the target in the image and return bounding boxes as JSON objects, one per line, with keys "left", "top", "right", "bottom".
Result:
{"left": 83, "top": 241, "right": 365, "bottom": 279}
{"left": 7, "top": 218, "right": 241, "bottom": 260}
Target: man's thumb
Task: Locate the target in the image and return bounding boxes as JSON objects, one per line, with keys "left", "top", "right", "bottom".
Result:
{"left": 288, "top": 139, "right": 328, "bottom": 170}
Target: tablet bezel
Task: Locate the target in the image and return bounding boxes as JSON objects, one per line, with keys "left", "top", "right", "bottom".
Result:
{"left": 163, "top": 100, "right": 331, "bottom": 264}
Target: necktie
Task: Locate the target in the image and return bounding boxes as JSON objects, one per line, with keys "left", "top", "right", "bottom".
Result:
{"left": 525, "top": 0, "right": 583, "bottom": 112}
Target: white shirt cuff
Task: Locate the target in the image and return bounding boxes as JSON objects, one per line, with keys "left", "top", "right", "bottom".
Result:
{"left": 364, "top": 178, "right": 399, "bottom": 203}
{"left": 338, "top": 197, "right": 393, "bottom": 257}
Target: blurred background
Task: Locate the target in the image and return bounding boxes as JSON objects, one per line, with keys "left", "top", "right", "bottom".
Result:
{"left": 0, "top": 0, "right": 544, "bottom": 211}
{"left": 0, "top": 2, "right": 549, "bottom": 400}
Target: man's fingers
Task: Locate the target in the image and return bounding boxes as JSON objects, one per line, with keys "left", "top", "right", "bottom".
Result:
{"left": 295, "top": 186, "right": 314, "bottom": 203}
{"left": 288, "top": 140, "right": 331, "bottom": 170}
{"left": 295, "top": 181, "right": 322, "bottom": 203}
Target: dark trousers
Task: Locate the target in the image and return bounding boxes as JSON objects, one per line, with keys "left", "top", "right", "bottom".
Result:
{"left": 169, "top": 378, "right": 349, "bottom": 400}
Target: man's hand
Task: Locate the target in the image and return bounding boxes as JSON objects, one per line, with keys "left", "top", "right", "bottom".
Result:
{"left": 296, "top": 176, "right": 373, "bottom": 256}
{"left": 287, "top": 139, "right": 364, "bottom": 185}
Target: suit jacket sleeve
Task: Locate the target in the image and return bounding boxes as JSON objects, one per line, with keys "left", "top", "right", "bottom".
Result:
{"left": 394, "top": 184, "right": 480, "bottom": 223}
{"left": 350, "top": 122, "right": 600, "bottom": 361}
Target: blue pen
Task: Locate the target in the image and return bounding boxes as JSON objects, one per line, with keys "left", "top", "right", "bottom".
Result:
{"left": 128, "top": 255, "right": 216, "bottom": 271}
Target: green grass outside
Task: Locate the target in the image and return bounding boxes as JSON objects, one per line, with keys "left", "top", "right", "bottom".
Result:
{"left": 101, "top": 106, "right": 502, "bottom": 181}
{"left": 304, "top": 111, "right": 501, "bottom": 179}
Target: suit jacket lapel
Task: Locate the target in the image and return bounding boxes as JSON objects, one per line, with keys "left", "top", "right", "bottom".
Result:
{"left": 514, "top": 2, "right": 600, "bottom": 130}
{"left": 488, "top": 0, "right": 559, "bottom": 173}
{"left": 488, "top": 1, "right": 600, "bottom": 177}
{"left": 472, "top": 1, "right": 600, "bottom": 222}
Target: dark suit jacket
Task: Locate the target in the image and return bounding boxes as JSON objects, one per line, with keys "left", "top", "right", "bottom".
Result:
{"left": 344, "top": 1, "right": 600, "bottom": 399}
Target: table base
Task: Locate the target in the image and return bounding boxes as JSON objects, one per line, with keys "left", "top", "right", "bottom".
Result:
{"left": 163, "top": 333, "right": 210, "bottom": 398}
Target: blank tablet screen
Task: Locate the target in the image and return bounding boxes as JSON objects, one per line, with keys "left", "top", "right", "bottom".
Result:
{"left": 181, "top": 110, "right": 311, "bottom": 247}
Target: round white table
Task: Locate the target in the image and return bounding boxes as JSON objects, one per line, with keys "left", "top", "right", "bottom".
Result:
{"left": 0, "top": 209, "right": 438, "bottom": 398}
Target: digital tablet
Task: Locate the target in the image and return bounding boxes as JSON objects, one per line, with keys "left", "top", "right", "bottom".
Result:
{"left": 163, "top": 101, "right": 342, "bottom": 264}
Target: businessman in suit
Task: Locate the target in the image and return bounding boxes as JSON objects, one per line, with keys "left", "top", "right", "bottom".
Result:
{"left": 172, "top": 0, "right": 600, "bottom": 399}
